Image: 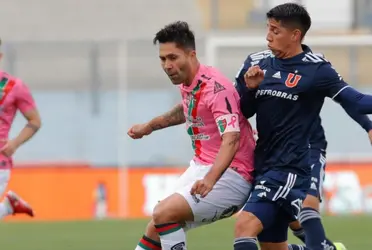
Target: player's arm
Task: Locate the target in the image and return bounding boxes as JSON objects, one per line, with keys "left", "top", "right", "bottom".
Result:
{"left": 13, "top": 83, "right": 40, "bottom": 148}
{"left": 191, "top": 87, "right": 242, "bottom": 197}
{"left": 235, "top": 58, "right": 257, "bottom": 118}
{"left": 204, "top": 131, "right": 240, "bottom": 184}
{"left": 13, "top": 109, "right": 41, "bottom": 147}
{"left": 337, "top": 100, "right": 372, "bottom": 143}
{"left": 338, "top": 87, "right": 372, "bottom": 114}
{"left": 314, "top": 63, "right": 372, "bottom": 141}
{"left": 146, "top": 103, "right": 185, "bottom": 131}
{"left": 338, "top": 102, "right": 372, "bottom": 133}
{"left": 316, "top": 63, "right": 372, "bottom": 115}
{"left": 128, "top": 103, "right": 185, "bottom": 139}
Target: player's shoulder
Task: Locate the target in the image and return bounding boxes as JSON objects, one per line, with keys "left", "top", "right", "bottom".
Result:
{"left": 301, "top": 51, "right": 330, "bottom": 66}
{"left": 200, "top": 65, "right": 235, "bottom": 90}
{"left": 246, "top": 49, "right": 273, "bottom": 66}
{"left": 235, "top": 50, "right": 272, "bottom": 80}
{"left": 0, "top": 71, "right": 26, "bottom": 87}
{"left": 300, "top": 51, "right": 340, "bottom": 77}
{"left": 197, "top": 66, "right": 238, "bottom": 101}
{"left": 0, "top": 71, "right": 15, "bottom": 80}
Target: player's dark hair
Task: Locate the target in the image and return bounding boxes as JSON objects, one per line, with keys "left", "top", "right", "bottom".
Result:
{"left": 266, "top": 3, "right": 311, "bottom": 38}
{"left": 153, "top": 21, "right": 196, "bottom": 50}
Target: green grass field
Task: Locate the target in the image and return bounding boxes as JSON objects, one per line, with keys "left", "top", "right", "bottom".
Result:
{"left": 0, "top": 216, "right": 370, "bottom": 249}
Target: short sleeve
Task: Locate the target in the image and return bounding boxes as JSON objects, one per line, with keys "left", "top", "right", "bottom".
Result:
{"left": 205, "top": 81, "right": 241, "bottom": 135}
{"left": 314, "top": 63, "right": 349, "bottom": 99}
{"left": 15, "top": 81, "right": 36, "bottom": 114}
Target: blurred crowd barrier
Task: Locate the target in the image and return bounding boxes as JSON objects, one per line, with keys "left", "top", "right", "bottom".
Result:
{"left": 3, "top": 163, "right": 372, "bottom": 222}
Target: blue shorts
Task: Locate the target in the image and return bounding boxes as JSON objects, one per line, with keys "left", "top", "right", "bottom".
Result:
{"left": 243, "top": 169, "right": 310, "bottom": 243}
{"left": 307, "top": 149, "right": 326, "bottom": 201}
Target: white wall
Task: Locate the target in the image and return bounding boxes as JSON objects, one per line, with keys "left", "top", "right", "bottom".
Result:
{"left": 267, "top": 0, "right": 352, "bottom": 30}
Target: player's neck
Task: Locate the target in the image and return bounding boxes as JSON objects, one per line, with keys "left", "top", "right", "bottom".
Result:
{"left": 184, "top": 60, "right": 200, "bottom": 86}
{"left": 281, "top": 45, "right": 304, "bottom": 59}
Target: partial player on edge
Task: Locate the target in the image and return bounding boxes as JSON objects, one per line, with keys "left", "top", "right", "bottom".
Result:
{"left": 0, "top": 39, "right": 41, "bottom": 219}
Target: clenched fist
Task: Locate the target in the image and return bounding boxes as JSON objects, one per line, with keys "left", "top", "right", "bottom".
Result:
{"left": 190, "top": 177, "right": 216, "bottom": 198}
{"left": 127, "top": 123, "right": 153, "bottom": 139}
{"left": 244, "top": 65, "right": 265, "bottom": 89}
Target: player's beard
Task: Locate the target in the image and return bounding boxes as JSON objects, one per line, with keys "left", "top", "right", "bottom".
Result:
{"left": 175, "top": 64, "right": 192, "bottom": 86}
{"left": 182, "top": 61, "right": 197, "bottom": 86}
{"left": 169, "top": 62, "right": 194, "bottom": 86}
{"left": 168, "top": 73, "right": 182, "bottom": 85}
{"left": 165, "top": 68, "right": 182, "bottom": 85}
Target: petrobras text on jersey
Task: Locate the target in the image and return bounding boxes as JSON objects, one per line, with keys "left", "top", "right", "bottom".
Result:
{"left": 255, "top": 89, "right": 299, "bottom": 101}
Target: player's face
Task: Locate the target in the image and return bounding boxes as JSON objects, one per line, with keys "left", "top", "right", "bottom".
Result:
{"left": 266, "top": 18, "right": 302, "bottom": 57}
{"left": 159, "top": 42, "right": 195, "bottom": 85}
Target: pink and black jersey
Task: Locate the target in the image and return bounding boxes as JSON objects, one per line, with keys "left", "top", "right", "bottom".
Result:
{"left": 179, "top": 64, "right": 255, "bottom": 182}
{"left": 0, "top": 71, "right": 36, "bottom": 168}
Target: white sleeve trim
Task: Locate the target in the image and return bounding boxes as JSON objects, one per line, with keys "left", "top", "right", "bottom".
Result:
{"left": 331, "top": 85, "right": 350, "bottom": 100}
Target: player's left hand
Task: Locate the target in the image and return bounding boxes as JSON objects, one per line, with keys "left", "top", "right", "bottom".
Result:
{"left": 368, "top": 130, "right": 372, "bottom": 145}
{"left": 190, "top": 177, "right": 216, "bottom": 198}
{"left": 0, "top": 139, "right": 19, "bottom": 157}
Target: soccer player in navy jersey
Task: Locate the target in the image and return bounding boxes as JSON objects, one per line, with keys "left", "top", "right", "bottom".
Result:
{"left": 232, "top": 3, "right": 372, "bottom": 250}
{"left": 287, "top": 115, "right": 372, "bottom": 250}
{"left": 237, "top": 70, "right": 372, "bottom": 250}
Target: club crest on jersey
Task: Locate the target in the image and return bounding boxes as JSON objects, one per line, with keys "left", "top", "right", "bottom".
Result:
{"left": 217, "top": 119, "right": 227, "bottom": 133}
{"left": 216, "top": 114, "right": 239, "bottom": 135}
{"left": 285, "top": 73, "right": 302, "bottom": 88}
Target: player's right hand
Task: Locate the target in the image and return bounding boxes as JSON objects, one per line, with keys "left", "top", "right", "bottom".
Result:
{"left": 127, "top": 123, "right": 153, "bottom": 139}
{"left": 244, "top": 65, "right": 264, "bottom": 89}
{"left": 0, "top": 139, "right": 19, "bottom": 157}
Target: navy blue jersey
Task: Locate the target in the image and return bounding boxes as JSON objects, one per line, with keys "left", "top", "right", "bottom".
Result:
{"left": 309, "top": 117, "right": 327, "bottom": 151}
{"left": 235, "top": 45, "right": 350, "bottom": 177}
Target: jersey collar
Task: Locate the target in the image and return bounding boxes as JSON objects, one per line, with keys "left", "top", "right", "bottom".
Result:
{"left": 180, "top": 64, "right": 205, "bottom": 92}
{"left": 302, "top": 44, "right": 312, "bottom": 53}
{"left": 275, "top": 44, "right": 311, "bottom": 64}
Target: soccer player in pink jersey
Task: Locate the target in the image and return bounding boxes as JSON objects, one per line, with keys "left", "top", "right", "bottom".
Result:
{"left": 127, "top": 21, "right": 255, "bottom": 250}
{"left": 0, "top": 61, "right": 40, "bottom": 218}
